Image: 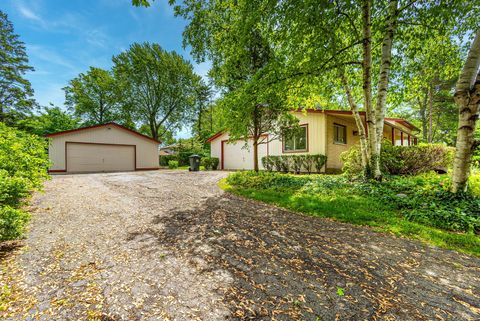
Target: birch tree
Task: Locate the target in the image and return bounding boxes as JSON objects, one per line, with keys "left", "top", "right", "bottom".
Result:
{"left": 451, "top": 31, "right": 480, "bottom": 193}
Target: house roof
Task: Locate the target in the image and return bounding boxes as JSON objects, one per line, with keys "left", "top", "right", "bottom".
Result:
{"left": 384, "top": 118, "right": 420, "bottom": 132}
{"left": 45, "top": 122, "right": 161, "bottom": 144}
{"left": 205, "top": 109, "right": 418, "bottom": 143}
{"left": 206, "top": 130, "right": 225, "bottom": 143}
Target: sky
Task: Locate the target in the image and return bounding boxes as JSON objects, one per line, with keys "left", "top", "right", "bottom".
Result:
{"left": 1, "top": 0, "right": 209, "bottom": 138}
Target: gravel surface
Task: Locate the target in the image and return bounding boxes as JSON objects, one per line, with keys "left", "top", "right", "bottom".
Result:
{"left": 1, "top": 170, "right": 479, "bottom": 320}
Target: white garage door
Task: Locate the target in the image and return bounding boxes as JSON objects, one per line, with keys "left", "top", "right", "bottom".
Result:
{"left": 223, "top": 139, "right": 267, "bottom": 170}
{"left": 66, "top": 143, "right": 135, "bottom": 173}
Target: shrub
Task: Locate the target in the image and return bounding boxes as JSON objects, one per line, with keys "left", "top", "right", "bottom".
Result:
{"left": 280, "top": 156, "right": 291, "bottom": 173}
{"left": 291, "top": 155, "right": 303, "bottom": 174}
{"left": 211, "top": 157, "right": 219, "bottom": 170}
{"left": 260, "top": 154, "right": 327, "bottom": 173}
{"left": 271, "top": 156, "right": 283, "bottom": 172}
{"left": 312, "top": 154, "right": 327, "bottom": 173}
{"left": 302, "top": 155, "right": 315, "bottom": 174}
{"left": 261, "top": 156, "right": 274, "bottom": 172}
{"left": 0, "top": 123, "right": 49, "bottom": 241}
{"left": 342, "top": 141, "right": 454, "bottom": 176}
{"left": 159, "top": 155, "right": 176, "bottom": 167}
{"left": 201, "top": 157, "right": 212, "bottom": 170}
{"left": 168, "top": 160, "right": 179, "bottom": 169}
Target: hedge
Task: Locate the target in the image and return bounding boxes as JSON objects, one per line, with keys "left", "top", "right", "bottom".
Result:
{"left": 0, "top": 123, "right": 50, "bottom": 241}
{"left": 262, "top": 154, "right": 327, "bottom": 174}
{"left": 341, "top": 141, "right": 454, "bottom": 176}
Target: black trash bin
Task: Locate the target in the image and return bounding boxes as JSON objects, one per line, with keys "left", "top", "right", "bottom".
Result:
{"left": 189, "top": 154, "right": 201, "bottom": 171}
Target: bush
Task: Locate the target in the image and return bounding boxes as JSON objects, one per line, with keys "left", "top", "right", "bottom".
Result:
{"left": 201, "top": 157, "right": 219, "bottom": 170}
{"left": 342, "top": 141, "right": 454, "bottom": 176}
{"left": 168, "top": 160, "right": 179, "bottom": 169}
{"left": 159, "top": 155, "right": 176, "bottom": 167}
{"left": 211, "top": 157, "right": 219, "bottom": 170}
{"left": 0, "top": 123, "right": 49, "bottom": 241}
{"left": 260, "top": 154, "right": 327, "bottom": 173}
{"left": 261, "top": 156, "right": 274, "bottom": 172}
{"left": 312, "top": 154, "right": 328, "bottom": 173}
{"left": 201, "top": 157, "right": 212, "bottom": 170}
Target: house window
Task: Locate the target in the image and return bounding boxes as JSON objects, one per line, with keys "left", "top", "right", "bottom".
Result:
{"left": 333, "top": 123, "right": 347, "bottom": 144}
{"left": 283, "top": 125, "right": 308, "bottom": 152}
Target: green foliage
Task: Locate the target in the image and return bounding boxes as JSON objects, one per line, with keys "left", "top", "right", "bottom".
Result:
{"left": 159, "top": 155, "right": 176, "bottom": 167}
{"left": 261, "top": 154, "right": 327, "bottom": 173}
{"left": 0, "top": 11, "right": 35, "bottom": 123}
{"left": 342, "top": 142, "right": 454, "bottom": 177}
{"left": 16, "top": 105, "right": 80, "bottom": 136}
{"left": 64, "top": 67, "right": 121, "bottom": 125}
{"left": 201, "top": 157, "right": 220, "bottom": 170}
{"left": 112, "top": 42, "right": 201, "bottom": 140}
{"left": 336, "top": 287, "right": 345, "bottom": 297}
{"left": 0, "top": 123, "right": 49, "bottom": 240}
{"left": 224, "top": 171, "right": 480, "bottom": 256}
{"left": 168, "top": 160, "right": 179, "bottom": 169}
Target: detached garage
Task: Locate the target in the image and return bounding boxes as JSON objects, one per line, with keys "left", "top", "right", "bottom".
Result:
{"left": 47, "top": 123, "right": 160, "bottom": 173}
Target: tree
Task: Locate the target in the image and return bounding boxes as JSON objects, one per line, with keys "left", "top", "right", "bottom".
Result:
{"left": 191, "top": 77, "right": 212, "bottom": 141}
{"left": 64, "top": 67, "right": 121, "bottom": 125}
{"left": 17, "top": 105, "right": 80, "bottom": 136}
{"left": 171, "top": 0, "right": 298, "bottom": 171}
{"left": 451, "top": 30, "right": 480, "bottom": 193}
{"left": 112, "top": 43, "right": 200, "bottom": 141}
{"left": 0, "top": 10, "right": 35, "bottom": 124}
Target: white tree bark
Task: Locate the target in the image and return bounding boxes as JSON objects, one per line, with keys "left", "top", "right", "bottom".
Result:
{"left": 452, "top": 30, "right": 480, "bottom": 193}
{"left": 362, "top": 0, "right": 379, "bottom": 178}
{"left": 374, "top": 0, "right": 398, "bottom": 178}
{"left": 341, "top": 71, "right": 369, "bottom": 169}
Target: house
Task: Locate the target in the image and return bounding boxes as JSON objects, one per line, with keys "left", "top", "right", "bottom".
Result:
{"left": 159, "top": 144, "right": 177, "bottom": 156}
{"left": 207, "top": 109, "right": 419, "bottom": 172}
{"left": 46, "top": 122, "right": 160, "bottom": 173}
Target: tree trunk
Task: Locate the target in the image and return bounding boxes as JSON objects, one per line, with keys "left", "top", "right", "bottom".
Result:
{"left": 362, "top": 0, "right": 378, "bottom": 178}
{"left": 253, "top": 137, "right": 259, "bottom": 172}
{"left": 373, "top": 0, "right": 398, "bottom": 179}
{"left": 419, "top": 95, "right": 428, "bottom": 141}
{"left": 341, "top": 71, "right": 369, "bottom": 169}
{"left": 428, "top": 85, "right": 433, "bottom": 143}
{"left": 452, "top": 30, "right": 480, "bottom": 193}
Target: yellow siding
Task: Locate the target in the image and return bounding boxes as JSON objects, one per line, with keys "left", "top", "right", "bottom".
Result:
{"left": 48, "top": 125, "right": 159, "bottom": 171}
{"left": 325, "top": 115, "right": 360, "bottom": 170}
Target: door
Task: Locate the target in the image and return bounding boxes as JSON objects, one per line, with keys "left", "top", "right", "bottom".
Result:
{"left": 222, "top": 139, "right": 267, "bottom": 170}
{"left": 66, "top": 143, "right": 135, "bottom": 173}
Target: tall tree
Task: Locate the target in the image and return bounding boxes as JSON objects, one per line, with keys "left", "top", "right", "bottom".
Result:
{"left": 112, "top": 43, "right": 200, "bottom": 141}
{"left": 0, "top": 11, "right": 35, "bottom": 123}
{"left": 451, "top": 30, "right": 480, "bottom": 193}
{"left": 64, "top": 67, "right": 121, "bottom": 125}
{"left": 171, "top": 0, "right": 298, "bottom": 171}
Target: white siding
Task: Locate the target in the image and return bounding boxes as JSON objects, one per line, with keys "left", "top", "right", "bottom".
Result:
{"left": 48, "top": 125, "right": 159, "bottom": 172}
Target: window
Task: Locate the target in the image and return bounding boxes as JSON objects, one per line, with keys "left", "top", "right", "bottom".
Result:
{"left": 333, "top": 123, "right": 347, "bottom": 144}
{"left": 283, "top": 125, "right": 308, "bottom": 152}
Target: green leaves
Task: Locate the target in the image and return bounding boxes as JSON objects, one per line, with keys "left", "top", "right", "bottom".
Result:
{"left": 0, "top": 10, "right": 35, "bottom": 123}
{"left": 112, "top": 42, "right": 201, "bottom": 140}
{"left": 0, "top": 123, "right": 49, "bottom": 241}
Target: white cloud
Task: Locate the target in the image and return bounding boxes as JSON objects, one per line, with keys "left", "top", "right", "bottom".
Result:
{"left": 16, "top": 2, "right": 48, "bottom": 28}
{"left": 26, "top": 44, "right": 78, "bottom": 72}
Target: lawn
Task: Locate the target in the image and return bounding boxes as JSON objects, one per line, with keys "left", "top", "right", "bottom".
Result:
{"left": 221, "top": 171, "right": 480, "bottom": 257}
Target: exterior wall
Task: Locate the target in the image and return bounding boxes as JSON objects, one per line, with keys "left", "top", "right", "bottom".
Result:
{"left": 268, "top": 111, "right": 326, "bottom": 157}
{"left": 209, "top": 111, "right": 417, "bottom": 171}
{"left": 325, "top": 115, "right": 360, "bottom": 170}
{"left": 48, "top": 125, "right": 159, "bottom": 171}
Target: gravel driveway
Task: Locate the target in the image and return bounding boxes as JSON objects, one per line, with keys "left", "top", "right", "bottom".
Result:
{"left": 1, "top": 170, "right": 479, "bottom": 320}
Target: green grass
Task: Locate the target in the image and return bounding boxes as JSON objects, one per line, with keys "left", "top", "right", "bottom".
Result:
{"left": 220, "top": 172, "right": 480, "bottom": 257}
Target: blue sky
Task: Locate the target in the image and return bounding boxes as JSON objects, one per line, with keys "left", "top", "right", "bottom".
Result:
{"left": 2, "top": 0, "right": 209, "bottom": 138}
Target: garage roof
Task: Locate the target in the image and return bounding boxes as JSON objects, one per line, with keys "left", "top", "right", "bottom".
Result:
{"left": 46, "top": 122, "right": 161, "bottom": 144}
